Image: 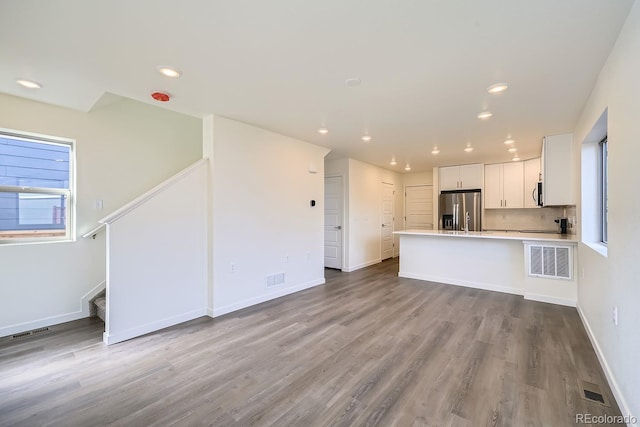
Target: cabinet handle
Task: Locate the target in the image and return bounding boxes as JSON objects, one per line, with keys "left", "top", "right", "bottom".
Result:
{"left": 504, "top": 200, "right": 507, "bottom": 207}
{"left": 500, "top": 200, "right": 503, "bottom": 207}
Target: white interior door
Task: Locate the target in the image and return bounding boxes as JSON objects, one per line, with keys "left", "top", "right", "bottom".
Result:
{"left": 324, "top": 176, "right": 343, "bottom": 269}
{"left": 381, "top": 182, "right": 394, "bottom": 260}
{"left": 405, "top": 185, "right": 433, "bottom": 230}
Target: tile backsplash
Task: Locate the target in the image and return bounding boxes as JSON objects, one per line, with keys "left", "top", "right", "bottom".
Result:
{"left": 483, "top": 206, "right": 577, "bottom": 234}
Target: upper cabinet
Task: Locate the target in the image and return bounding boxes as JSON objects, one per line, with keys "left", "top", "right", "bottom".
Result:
{"left": 439, "top": 164, "right": 483, "bottom": 191}
{"left": 542, "top": 134, "right": 574, "bottom": 206}
{"left": 484, "top": 162, "right": 524, "bottom": 209}
{"left": 523, "top": 157, "right": 541, "bottom": 208}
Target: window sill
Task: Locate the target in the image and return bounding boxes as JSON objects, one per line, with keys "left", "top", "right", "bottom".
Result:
{"left": 584, "top": 241, "right": 608, "bottom": 258}
{"left": 0, "top": 237, "right": 74, "bottom": 247}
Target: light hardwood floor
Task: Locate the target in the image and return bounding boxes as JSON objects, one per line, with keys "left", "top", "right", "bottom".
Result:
{"left": 0, "top": 258, "right": 622, "bottom": 426}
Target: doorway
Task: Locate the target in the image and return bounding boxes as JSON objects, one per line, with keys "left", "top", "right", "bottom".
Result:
{"left": 381, "top": 182, "right": 394, "bottom": 260}
{"left": 324, "top": 176, "right": 343, "bottom": 269}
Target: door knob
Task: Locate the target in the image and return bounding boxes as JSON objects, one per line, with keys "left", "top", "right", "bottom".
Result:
{"left": 334, "top": 226, "right": 342, "bottom": 230}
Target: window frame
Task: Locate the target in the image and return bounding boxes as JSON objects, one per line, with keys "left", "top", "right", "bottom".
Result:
{"left": 600, "top": 136, "right": 608, "bottom": 245}
{"left": 0, "top": 128, "right": 76, "bottom": 245}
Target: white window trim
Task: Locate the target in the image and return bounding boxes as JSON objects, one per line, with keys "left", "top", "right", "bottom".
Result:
{"left": 0, "top": 128, "right": 76, "bottom": 245}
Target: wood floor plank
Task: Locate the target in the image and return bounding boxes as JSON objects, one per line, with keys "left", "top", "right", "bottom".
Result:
{"left": 0, "top": 258, "right": 623, "bottom": 426}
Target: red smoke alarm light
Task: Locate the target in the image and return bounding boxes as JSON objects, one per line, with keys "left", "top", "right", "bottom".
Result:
{"left": 151, "top": 91, "right": 170, "bottom": 102}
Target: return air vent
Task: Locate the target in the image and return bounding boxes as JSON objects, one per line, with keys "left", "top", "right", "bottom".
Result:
{"left": 266, "top": 272, "right": 285, "bottom": 288}
{"left": 525, "top": 243, "right": 572, "bottom": 280}
{"left": 11, "top": 327, "right": 51, "bottom": 340}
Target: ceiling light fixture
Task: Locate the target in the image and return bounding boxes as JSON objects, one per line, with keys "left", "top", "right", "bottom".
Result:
{"left": 508, "top": 147, "right": 517, "bottom": 153}
{"left": 431, "top": 147, "right": 440, "bottom": 155}
{"left": 512, "top": 156, "right": 521, "bottom": 161}
{"left": 390, "top": 158, "right": 397, "bottom": 166}
{"left": 317, "top": 127, "right": 329, "bottom": 135}
{"left": 16, "top": 79, "right": 42, "bottom": 89}
{"left": 487, "top": 83, "right": 509, "bottom": 94}
{"left": 464, "top": 145, "right": 474, "bottom": 153}
{"left": 157, "top": 66, "right": 182, "bottom": 78}
{"left": 404, "top": 163, "right": 411, "bottom": 171}
{"left": 504, "top": 138, "right": 515, "bottom": 145}
{"left": 477, "top": 111, "right": 493, "bottom": 120}
{"left": 362, "top": 135, "right": 372, "bottom": 142}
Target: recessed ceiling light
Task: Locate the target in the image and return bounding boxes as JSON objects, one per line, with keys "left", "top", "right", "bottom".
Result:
{"left": 317, "top": 127, "right": 329, "bottom": 135}
{"left": 504, "top": 138, "right": 515, "bottom": 145}
{"left": 390, "top": 158, "right": 397, "bottom": 166}
{"left": 487, "top": 83, "right": 509, "bottom": 94}
{"left": 157, "top": 66, "right": 182, "bottom": 78}
{"left": 431, "top": 147, "right": 440, "bottom": 155}
{"left": 508, "top": 147, "right": 517, "bottom": 153}
{"left": 464, "top": 146, "right": 474, "bottom": 153}
{"left": 477, "top": 111, "right": 493, "bottom": 120}
{"left": 404, "top": 163, "right": 411, "bottom": 171}
{"left": 345, "top": 77, "right": 362, "bottom": 87}
{"left": 362, "top": 135, "right": 372, "bottom": 142}
{"left": 512, "top": 156, "right": 521, "bottom": 161}
{"left": 16, "top": 79, "right": 42, "bottom": 89}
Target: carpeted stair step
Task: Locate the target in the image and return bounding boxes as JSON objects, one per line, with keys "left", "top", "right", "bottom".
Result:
{"left": 94, "top": 297, "right": 106, "bottom": 322}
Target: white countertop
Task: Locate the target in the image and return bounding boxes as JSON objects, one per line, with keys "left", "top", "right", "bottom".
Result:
{"left": 394, "top": 229, "right": 578, "bottom": 243}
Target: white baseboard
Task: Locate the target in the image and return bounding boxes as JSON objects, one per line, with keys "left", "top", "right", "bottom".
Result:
{"left": 0, "top": 279, "right": 107, "bottom": 338}
{"left": 206, "top": 307, "right": 214, "bottom": 317}
{"left": 212, "top": 277, "right": 325, "bottom": 318}
{"left": 576, "top": 304, "right": 634, "bottom": 423}
{"left": 398, "top": 272, "right": 523, "bottom": 296}
{"left": 343, "top": 259, "right": 381, "bottom": 273}
{"left": 524, "top": 292, "right": 576, "bottom": 307}
{"left": 103, "top": 307, "right": 207, "bottom": 345}
{"left": 0, "top": 310, "right": 87, "bottom": 338}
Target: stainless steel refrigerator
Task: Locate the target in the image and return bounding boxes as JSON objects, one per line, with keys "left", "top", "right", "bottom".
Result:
{"left": 439, "top": 190, "right": 482, "bottom": 231}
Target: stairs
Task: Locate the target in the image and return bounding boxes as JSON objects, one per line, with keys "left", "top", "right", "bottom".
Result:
{"left": 90, "top": 290, "right": 106, "bottom": 322}
{"left": 94, "top": 297, "right": 106, "bottom": 322}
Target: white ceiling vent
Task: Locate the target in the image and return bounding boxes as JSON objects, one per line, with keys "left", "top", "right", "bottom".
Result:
{"left": 526, "top": 243, "right": 572, "bottom": 280}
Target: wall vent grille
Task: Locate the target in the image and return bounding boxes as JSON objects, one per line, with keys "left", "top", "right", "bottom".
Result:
{"left": 11, "top": 327, "right": 51, "bottom": 340}
{"left": 266, "top": 272, "right": 285, "bottom": 288}
{"left": 526, "top": 243, "right": 572, "bottom": 280}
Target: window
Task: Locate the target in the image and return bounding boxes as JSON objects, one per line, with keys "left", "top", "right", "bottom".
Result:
{"left": 0, "top": 129, "right": 74, "bottom": 243}
{"left": 600, "top": 136, "right": 608, "bottom": 244}
{"left": 580, "top": 108, "right": 607, "bottom": 256}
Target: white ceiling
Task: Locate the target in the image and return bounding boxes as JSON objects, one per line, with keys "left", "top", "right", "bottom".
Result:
{"left": 0, "top": 0, "right": 634, "bottom": 172}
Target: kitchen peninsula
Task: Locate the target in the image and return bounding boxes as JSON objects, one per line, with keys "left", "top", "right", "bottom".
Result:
{"left": 394, "top": 229, "right": 578, "bottom": 307}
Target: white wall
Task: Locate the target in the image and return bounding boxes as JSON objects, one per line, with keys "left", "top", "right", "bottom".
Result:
{"left": 0, "top": 94, "right": 202, "bottom": 336}
{"left": 573, "top": 2, "right": 640, "bottom": 419}
{"left": 209, "top": 116, "right": 329, "bottom": 316}
{"left": 402, "top": 171, "right": 433, "bottom": 186}
{"left": 105, "top": 162, "right": 207, "bottom": 344}
{"left": 325, "top": 158, "right": 403, "bottom": 271}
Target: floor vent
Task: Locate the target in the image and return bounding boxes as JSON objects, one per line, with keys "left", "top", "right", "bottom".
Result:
{"left": 11, "top": 327, "right": 51, "bottom": 340}
{"left": 266, "top": 272, "right": 285, "bottom": 288}
{"left": 578, "top": 379, "right": 609, "bottom": 406}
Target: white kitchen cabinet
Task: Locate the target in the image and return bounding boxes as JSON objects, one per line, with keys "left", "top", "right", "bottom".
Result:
{"left": 524, "top": 157, "right": 541, "bottom": 208}
{"left": 542, "top": 134, "right": 574, "bottom": 206}
{"left": 484, "top": 162, "right": 524, "bottom": 209}
{"left": 439, "top": 164, "right": 482, "bottom": 191}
